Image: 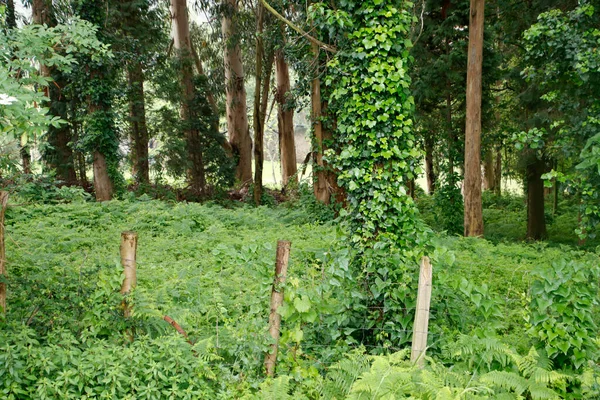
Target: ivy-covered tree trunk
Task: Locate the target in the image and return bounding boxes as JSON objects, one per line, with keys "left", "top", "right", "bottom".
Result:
{"left": 425, "top": 134, "right": 436, "bottom": 194}
{"left": 222, "top": 0, "right": 252, "bottom": 185}
{"left": 463, "top": 0, "right": 485, "bottom": 237}
{"left": 311, "top": 44, "right": 330, "bottom": 204}
{"left": 171, "top": 0, "right": 206, "bottom": 193}
{"left": 527, "top": 157, "right": 547, "bottom": 240}
{"left": 78, "top": 0, "right": 120, "bottom": 201}
{"left": 127, "top": 61, "right": 150, "bottom": 186}
{"left": 33, "top": 0, "right": 78, "bottom": 185}
{"left": 275, "top": 47, "right": 297, "bottom": 188}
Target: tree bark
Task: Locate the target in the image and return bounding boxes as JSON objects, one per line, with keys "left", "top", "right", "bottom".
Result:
{"left": 424, "top": 134, "right": 436, "bottom": 194}
{"left": 222, "top": 0, "right": 252, "bottom": 185}
{"left": 526, "top": 157, "right": 547, "bottom": 240}
{"left": 93, "top": 151, "right": 113, "bottom": 201}
{"left": 171, "top": 0, "right": 206, "bottom": 194}
{"left": 494, "top": 145, "right": 501, "bottom": 196}
{"left": 275, "top": 46, "right": 297, "bottom": 188}
{"left": 253, "top": 2, "right": 266, "bottom": 205}
{"left": 34, "top": 0, "right": 77, "bottom": 184}
{"left": 127, "top": 61, "right": 150, "bottom": 186}
{"left": 483, "top": 149, "right": 495, "bottom": 191}
{"left": 311, "top": 44, "right": 330, "bottom": 204}
{"left": 463, "top": 0, "right": 485, "bottom": 237}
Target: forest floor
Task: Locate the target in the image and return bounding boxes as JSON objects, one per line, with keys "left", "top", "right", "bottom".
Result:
{"left": 1, "top": 196, "right": 598, "bottom": 398}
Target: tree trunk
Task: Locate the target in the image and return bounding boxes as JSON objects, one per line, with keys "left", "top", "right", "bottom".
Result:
{"left": 494, "top": 145, "right": 501, "bottom": 196}
{"left": 127, "top": 61, "right": 150, "bottom": 186}
{"left": 34, "top": 0, "right": 77, "bottom": 185}
{"left": 526, "top": 157, "right": 547, "bottom": 240}
{"left": 222, "top": 0, "right": 252, "bottom": 185}
{"left": 5, "top": 0, "right": 16, "bottom": 28}
{"left": 424, "top": 134, "right": 436, "bottom": 194}
{"left": 93, "top": 151, "right": 113, "bottom": 201}
{"left": 20, "top": 146, "right": 31, "bottom": 174}
{"left": 483, "top": 149, "right": 495, "bottom": 191}
{"left": 171, "top": 0, "right": 206, "bottom": 194}
{"left": 275, "top": 47, "right": 297, "bottom": 188}
{"left": 253, "top": 1, "right": 266, "bottom": 205}
{"left": 311, "top": 44, "right": 330, "bottom": 204}
{"left": 463, "top": 0, "right": 485, "bottom": 237}
{"left": 71, "top": 100, "right": 89, "bottom": 188}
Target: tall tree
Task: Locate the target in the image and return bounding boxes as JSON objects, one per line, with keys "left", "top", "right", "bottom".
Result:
{"left": 463, "top": 0, "right": 485, "bottom": 237}
{"left": 275, "top": 34, "right": 297, "bottom": 188}
{"left": 222, "top": 0, "right": 252, "bottom": 185}
{"left": 253, "top": 1, "right": 274, "bottom": 205}
{"left": 77, "top": 0, "right": 120, "bottom": 201}
{"left": 33, "top": 0, "right": 78, "bottom": 185}
{"left": 171, "top": 0, "right": 206, "bottom": 193}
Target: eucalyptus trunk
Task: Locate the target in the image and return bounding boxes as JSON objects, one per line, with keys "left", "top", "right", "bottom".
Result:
{"left": 483, "top": 149, "right": 496, "bottom": 191}
{"left": 222, "top": 0, "right": 252, "bottom": 185}
{"left": 171, "top": 0, "right": 206, "bottom": 193}
{"left": 463, "top": 0, "right": 485, "bottom": 237}
{"left": 127, "top": 61, "right": 150, "bottom": 186}
{"left": 311, "top": 44, "right": 330, "bottom": 204}
{"left": 275, "top": 47, "right": 297, "bottom": 188}
{"left": 526, "top": 157, "right": 547, "bottom": 240}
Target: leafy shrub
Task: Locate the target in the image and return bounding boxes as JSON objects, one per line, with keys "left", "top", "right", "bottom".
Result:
{"left": 529, "top": 258, "right": 600, "bottom": 370}
{"left": 432, "top": 174, "right": 464, "bottom": 235}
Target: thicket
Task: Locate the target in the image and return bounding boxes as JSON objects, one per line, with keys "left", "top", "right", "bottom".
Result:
{"left": 1, "top": 198, "right": 598, "bottom": 399}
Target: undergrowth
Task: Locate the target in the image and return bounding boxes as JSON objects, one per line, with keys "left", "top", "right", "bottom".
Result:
{"left": 0, "top": 198, "right": 598, "bottom": 398}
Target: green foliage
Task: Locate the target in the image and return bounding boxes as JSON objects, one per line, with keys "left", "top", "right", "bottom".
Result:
{"left": 327, "top": 0, "right": 426, "bottom": 255}
{"left": 0, "top": 16, "right": 109, "bottom": 171}
{"left": 432, "top": 173, "right": 464, "bottom": 235}
{"left": 2, "top": 174, "right": 91, "bottom": 204}
{"left": 529, "top": 259, "right": 600, "bottom": 370}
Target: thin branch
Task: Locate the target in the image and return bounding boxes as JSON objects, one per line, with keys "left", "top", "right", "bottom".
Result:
{"left": 260, "top": 0, "right": 336, "bottom": 53}
{"left": 163, "top": 315, "right": 193, "bottom": 344}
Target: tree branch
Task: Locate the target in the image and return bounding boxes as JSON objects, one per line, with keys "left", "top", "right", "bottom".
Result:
{"left": 260, "top": 0, "right": 336, "bottom": 53}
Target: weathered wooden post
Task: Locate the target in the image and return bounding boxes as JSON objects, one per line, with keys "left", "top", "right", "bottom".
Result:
{"left": 0, "top": 191, "right": 8, "bottom": 317}
{"left": 410, "top": 256, "right": 433, "bottom": 368}
{"left": 264, "top": 240, "right": 291, "bottom": 377}
{"left": 120, "top": 231, "right": 138, "bottom": 318}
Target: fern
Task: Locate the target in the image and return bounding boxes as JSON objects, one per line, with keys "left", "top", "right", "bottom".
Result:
{"left": 320, "top": 349, "right": 371, "bottom": 399}
{"left": 481, "top": 347, "right": 567, "bottom": 400}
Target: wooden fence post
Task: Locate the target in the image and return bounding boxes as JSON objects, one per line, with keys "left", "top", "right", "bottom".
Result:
{"left": 264, "top": 240, "right": 291, "bottom": 377}
{"left": 120, "top": 231, "right": 138, "bottom": 318}
{"left": 410, "top": 256, "right": 433, "bottom": 368}
{"left": 0, "top": 191, "right": 8, "bottom": 317}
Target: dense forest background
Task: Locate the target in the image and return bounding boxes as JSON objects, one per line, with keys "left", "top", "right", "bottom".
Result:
{"left": 1, "top": 0, "right": 599, "bottom": 398}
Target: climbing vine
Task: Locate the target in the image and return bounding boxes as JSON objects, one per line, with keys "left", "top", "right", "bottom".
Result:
{"left": 327, "top": 0, "right": 429, "bottom": 256}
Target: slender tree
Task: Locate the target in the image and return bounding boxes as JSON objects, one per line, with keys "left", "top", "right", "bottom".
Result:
{"left": 222, "top": 0, "right": 252, "bottom": 185}
{"left": 171, "top": 0, "right": 206, "bottom": 193}
{"left": 275, "top": 33, "right": 297, "bottom": 188}
{"left": 33, "top": 0, "right": 78, "bottom": 185}
{"left": 463, "top": 0, "right": 485, "bottom": 237}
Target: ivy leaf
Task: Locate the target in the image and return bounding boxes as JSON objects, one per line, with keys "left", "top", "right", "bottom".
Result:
{"left": 293, "top": 296, "right": 311, "bottom": 313}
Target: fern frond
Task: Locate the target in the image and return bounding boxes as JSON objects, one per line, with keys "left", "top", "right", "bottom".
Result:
{"left": 320, "top": 349, "right": 370, "bottom": 399}
{"left": 481, "top": 371, "right": 528, "bottom": 395}
{"left": 527, "top": 382, "right": 560, "bottom": 400}
{"left": 258, "top": 376, "right": 292, "bottom": 400}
